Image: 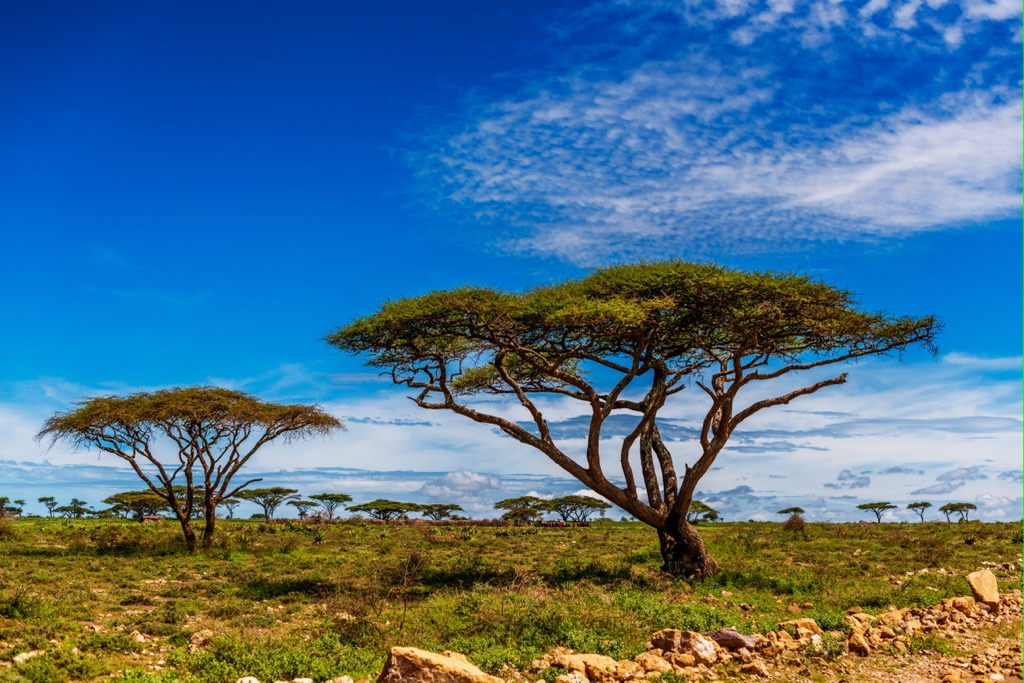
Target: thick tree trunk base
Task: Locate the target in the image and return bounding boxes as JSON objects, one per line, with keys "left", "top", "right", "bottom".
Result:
{"left": 658, "top": 523, "right": 721, "bottom": 579}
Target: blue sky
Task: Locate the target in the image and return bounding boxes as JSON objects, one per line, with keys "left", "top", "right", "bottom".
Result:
{"left": 1, "top": 0, "right": 1020, "bottom": 522}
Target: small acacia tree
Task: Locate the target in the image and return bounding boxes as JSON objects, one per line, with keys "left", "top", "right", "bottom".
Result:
{"left": 939, "top": 502, "right": 977, "bottom": 522}
{"left": 685, "top": 500, "right": 720, "bottom": 524}
{"left": 38, "top": 496, "right": 59, "bottom": 517}
{"left": 239, "top": 487, "right": 300, "bottom": 521}
{"left": 549, "top": 495, "right": 612, "bottom": 523}
{"left": 494, "top": 496, "right": 548, "bottom": 523}
{"left": 857, "top": 502, "right": 897, "bottom": 523}
{"left": 310, "top": 493, "right": 353, "bottom": 519}
{"left": 348, "top": 499, "right": 421, "bottom": 521}
{"left": 327, "top": 261, "right": 938, "bottom": 577}
{"left": 419, "top": 503, "right": 464, "bottom": 520}
{"left": 104, "top": 490, "right": 170, "bottom": 522}
{"left": 38, "top": 387, "right": 343, "bottom": 552}
{"left": 287, "top": 499, "right": 319, "bottom": 519}
{"left": 907, "top": 501, "right": 931, "bottom": 522}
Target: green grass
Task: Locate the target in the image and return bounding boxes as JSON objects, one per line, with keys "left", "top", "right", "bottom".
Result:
{"left": 0, "top": 518, "right": 1018, "bottom": 682}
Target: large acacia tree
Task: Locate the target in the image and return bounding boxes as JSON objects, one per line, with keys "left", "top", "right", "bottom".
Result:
{"left": 38, "top": 387, "right": 343, "bottom": 552}
{"left": 327, "top": 261, "right": 938, "bottom": 577}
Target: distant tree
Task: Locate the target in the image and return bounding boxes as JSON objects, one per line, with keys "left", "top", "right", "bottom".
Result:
{"left": 103, "top": 490, "right": 170, "bottom": 522}
{"left": 939, "top": 502, "right": 977, "bottom": 522}
{"left": 347, "top": 499, "right": 422, "bottom": 522}
{"left": 309, "top": 493, "right": 353, "bottom": 520}
{"left": 220, "top": 498, "right": 241, "bottom": 519}
{"left": 38, "top": 496, "right": 59, "bottom": 517}
{"left": 38, "top": 387, "right": 343, "bottom": 553}
{"left": 0, "top": 497, "right": 13, "bottom": 517}
{"left": 907, "top": 501, "right": 931, "bottom": 522}
{"left": 494, "top": 496, "right": 549, "bottom": 523}
{"left": 57, "top": 498, "right": 93, "bottom": 518}
{"left": 418, "top": 503, "right": 464, "bottom": 521}
{"left": 777, "top": 507, "right": 805, "bottom": 516}
{"left": 857, "top": 502, "right": 897, "bottom": 523}
{"left": 287, "top": 499, "right": 319, "bottom": 519}
{"left": 239, "top": 487, "right": 300, "bottom": 521}
{"left": 685, "top": 500, "right": 720, "bottom": 524}
{"left": 12, "top": 500, "right": 25, "bottom": 516}
{"left": 547, "top": 495, "right": 612, "bottom": 523}
{"left": 328, "top": 261, "right": 938, "bottom": 578}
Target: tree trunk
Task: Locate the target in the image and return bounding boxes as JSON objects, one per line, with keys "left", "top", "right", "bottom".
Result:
{"left": 657, "top": 519, "right": 720, "bottom": 579}
{"left": 202, "top": 501, "right": 217, "bottom": 550}
{"left": 177, "top": 515, "right": 198, "bottom": 553}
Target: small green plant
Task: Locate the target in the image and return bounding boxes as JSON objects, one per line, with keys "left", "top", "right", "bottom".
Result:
{"left": 801, "top": 633, "right": 846, "bottom": 659}
{"left": 538, "top": 666, "right": 568, "bottom": 683}
{"left": 905, "top": 634, "right": 967, "bottom": 657}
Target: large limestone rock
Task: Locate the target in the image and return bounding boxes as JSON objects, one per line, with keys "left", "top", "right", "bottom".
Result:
{"left": 377, "top": 647, "right": 503, "bottom": 683}
{"left": 966, "top": 569, "right": 1000, "bottom": 610}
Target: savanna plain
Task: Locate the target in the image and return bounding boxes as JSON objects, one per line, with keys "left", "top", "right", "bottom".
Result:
{"left": 0, "top": 518, "right": 1020, "bottom": 683}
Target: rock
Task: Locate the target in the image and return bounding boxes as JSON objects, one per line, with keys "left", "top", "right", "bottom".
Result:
{"left": 633, "top": 652, "right": 671, "bottom": 673}
{"left": 777, "top": 618, "right": 823, "bottom": 640}
{"left": 946, "top": 596, "right": 976, "bottom": 615}
{"left": 236, "top": 678, "right": 261, "bottom": 683}
{"left": 739, "top": 659, "right": 769, "bottom": 677}
{"left": 848, "top": 632, "right": 870, "bottom": 656}
{"left": 614, "top": 660, "right": 644, "bottom": 680}
{"left": 376, "top": 647, "right": 504, "bottom": 683}
{"left": 786, "top": 604, "right": 801, "bottom": 614}
{"left": 664, "top": 652, "right": 696, "bottom": 668}
{"left": 648, "top": 629, "right": 719, "bottom": 665}
{"left": 129, "top": 630, "right": 147, "bottom": 643}
{"left": 189, "top": 629, "right": 215, "bottom": 654}
{"left": 966, "top": 569, "right": 1000, "bottom": 610}
{"left": 553, "top": 673, "right": 588, "bottom": 683}
{"left": 328, "top": 677, "right": 356, "bottom": 683}
{"left": 293, "top": 679, "right": 314, "bottom": 683}
{"left": 701, "top": 628, "right": 760, "bottom": 651}
{"left": 13, "top": 650, "right": 45, "bottom": 665}
{"left": 549, "top": 653, "right": 618, "bottom": 683}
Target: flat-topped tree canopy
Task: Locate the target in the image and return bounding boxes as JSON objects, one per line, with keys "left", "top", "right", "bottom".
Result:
{"left": 38, "top": 386, "right": 343, "bottom": 552}
{"left": 327, "top": 260, "right": 938, "bottom": 577}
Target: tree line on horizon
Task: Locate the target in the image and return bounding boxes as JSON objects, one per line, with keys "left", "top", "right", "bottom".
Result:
{"left": 2, "top": 491, "right": 980, "bottom": 526}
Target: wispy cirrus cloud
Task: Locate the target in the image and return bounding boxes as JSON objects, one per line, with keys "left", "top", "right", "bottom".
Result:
{"left": 412, "top": 0, "right": 1021, "bottom": 264}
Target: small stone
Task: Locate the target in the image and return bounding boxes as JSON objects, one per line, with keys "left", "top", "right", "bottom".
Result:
{"left": 130, "top": 630, "right": 147, "bottom": 644}
{"left": 786, "top": 604, "right": 801, "bottom": 614}
{"left": 848, "top": 632, "right": 870, "bottom": 656}
{"left": 740, "top": 659, "right": 769, "bottom": 677}
{"left": 13, "top": 650, "right": 45, "bottom": 665}
{"left": 293, "top": 679, "right": 315, "bottom": 683}
{"left": 236, "top": 678, "right": 261, "bottom": 683}
{"left": 189, "top": 629, "right": 215, "bottom": 654}
{"left": 553, "top": 673, "right": 588, "bottom": 683}
{"left": 634, "top": 652, "right": 671, "bottom": 673}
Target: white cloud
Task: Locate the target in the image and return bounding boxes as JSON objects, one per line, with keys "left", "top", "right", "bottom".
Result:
{"left": 413, "top": 1, "right": 1020, "bottom": 264}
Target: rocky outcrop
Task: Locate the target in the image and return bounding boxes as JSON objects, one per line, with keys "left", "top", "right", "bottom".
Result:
{"left": 377, "top": 647, "right": 504, "bottom": 683}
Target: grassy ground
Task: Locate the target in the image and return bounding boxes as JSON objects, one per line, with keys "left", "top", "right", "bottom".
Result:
{"left": 0, "top": 517, "right": 1019, "bottom": 683}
